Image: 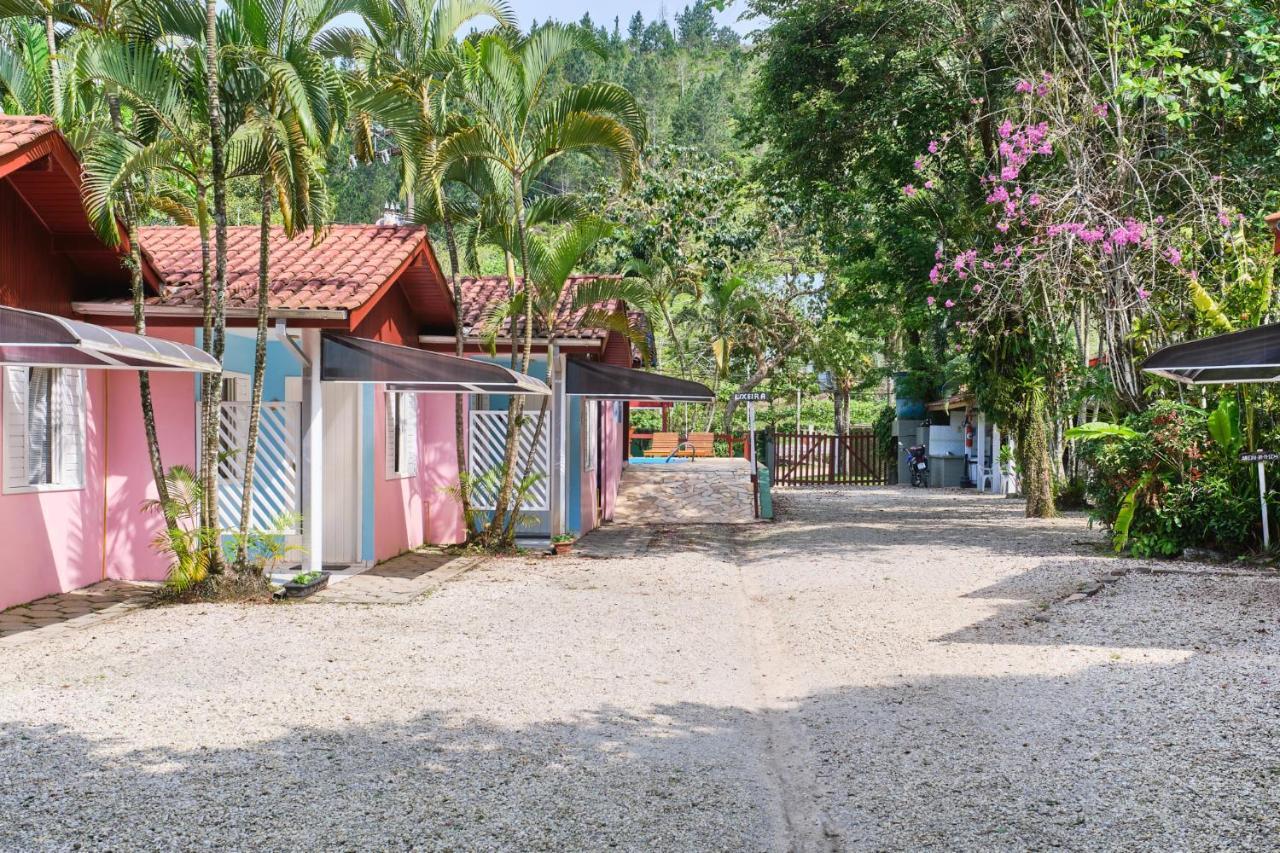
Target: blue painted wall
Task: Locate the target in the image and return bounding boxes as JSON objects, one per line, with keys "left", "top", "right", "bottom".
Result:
{"left": 193, "top": 330, "right": 303, "bottom": 401}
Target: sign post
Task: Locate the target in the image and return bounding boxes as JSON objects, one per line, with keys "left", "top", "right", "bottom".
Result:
{"left": 1240, "top": 450, "right": 1279, "bottom": 549}
{"left": 734, "top": 391, "right": 769, "bottom": 464}
{"left": 735, "top": 391, "right": 770, "bottom": 518}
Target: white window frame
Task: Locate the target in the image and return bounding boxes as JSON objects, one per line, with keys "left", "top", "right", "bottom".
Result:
{"left": 385, "top": 390, "right": 418, "bottom": 480}
{"left": 583, "top": 399, "right": 598, "bottom": 472}
{"left": 3, "top": 366, "right": 86, "bottom": 494}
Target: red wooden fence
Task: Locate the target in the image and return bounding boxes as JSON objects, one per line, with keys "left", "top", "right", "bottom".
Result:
{"left": 771, "top": 430, "right": 887, "bottom": 486}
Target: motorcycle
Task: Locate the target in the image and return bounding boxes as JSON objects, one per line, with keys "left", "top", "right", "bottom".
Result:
{"left": 903, "top": 443, "right": 929, "bottom": 487}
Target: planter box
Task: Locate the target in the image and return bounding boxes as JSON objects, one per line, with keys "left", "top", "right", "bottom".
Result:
{"left": 281, "top": 572, "right": 329, "bottom": 599}
{"left": 552, "top": 542, "right": 573, "bottom": 556}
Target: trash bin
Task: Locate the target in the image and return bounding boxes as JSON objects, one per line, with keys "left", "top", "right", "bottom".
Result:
{"left": 757, "top": 463, "right": 773, "bottom": 520}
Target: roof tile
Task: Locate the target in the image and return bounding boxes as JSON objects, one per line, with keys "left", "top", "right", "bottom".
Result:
{"left": 459, "top": 275, "right": 627, "bottom": 341}
{"left": 0, "top": 116, "right": 56, "bottom": 154}
{"left": 136, "top": 225, "right": 425, "bottom": 313}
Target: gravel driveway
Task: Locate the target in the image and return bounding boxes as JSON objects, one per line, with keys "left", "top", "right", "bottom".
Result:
{"left": 2, "top": 487, "right": 1279, "bottom": 851}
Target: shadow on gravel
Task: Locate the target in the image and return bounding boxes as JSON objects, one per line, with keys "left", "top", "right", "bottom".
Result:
{"left": 3, "top": 651, "right": 1279, "bottom": 851}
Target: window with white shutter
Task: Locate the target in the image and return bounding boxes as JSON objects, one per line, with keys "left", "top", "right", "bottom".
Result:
{"left": 384, "top": 391, "right": 418, "bottom": 479}
{"left": 3, "top": 367, "right": 85, "bottom": 493}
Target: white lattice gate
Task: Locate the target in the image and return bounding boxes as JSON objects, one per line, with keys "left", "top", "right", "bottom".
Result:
{"left": 468, "top": 409, "right": 550, "bottom": 511}
{"left": 216, "top": 402, "right": 302, "bottom": 532}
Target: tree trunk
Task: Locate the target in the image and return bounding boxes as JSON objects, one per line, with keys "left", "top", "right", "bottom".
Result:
{"left": 44, "top": 14, "right": 61, "bottom": 118}
{"left": 1018, "top": 393, "right": 1056, "bottom": 518}
{"left": 234, "top": 175, "right": 272, "bottom": 570}
{"left": 442, "top": 214, "right": 473, "bottom": 535}
{"left": 106, "top": 93, "right": 175, "bottom": 534}
{"left": 203, "top": 0, "right": 228, "bottom": 570}
{"left": 486, "top": 179, "right": 535, "bottom": 546}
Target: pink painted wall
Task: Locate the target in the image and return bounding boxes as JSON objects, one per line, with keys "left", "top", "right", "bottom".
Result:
{"left": 0, "top": 370, "right": 108, "bottom": 611}
{"left": 422, "top": 393, "right": 466, "bottom": 545}
{"left": 373, "top": 389, "right": 465, "bottom": 561}
{"left": 104, "top": 327, "right": 199, "bottom": 582}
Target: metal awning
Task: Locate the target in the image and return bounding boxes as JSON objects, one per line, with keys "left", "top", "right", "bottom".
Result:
{"left": 1142, "top": 324, "right": 1280, "bottom": 385}
{"left": 321, "top": 332, "right": 549, "bottom": 394}
{"left": 565, "top": 359, "right": 713, "bottom": 401}
{"left": 0, "top": 305, "right": 219, "bottom": 371}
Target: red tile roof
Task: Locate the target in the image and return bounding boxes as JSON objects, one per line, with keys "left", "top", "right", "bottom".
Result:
{"left": 136, "top": 225, "right": 428, "bottom": 313}
{"left": 460, "top": 275, "right": 625, "bottom": 340}
{"left": 0, "top": 115, "right": 56, "bottom": 158}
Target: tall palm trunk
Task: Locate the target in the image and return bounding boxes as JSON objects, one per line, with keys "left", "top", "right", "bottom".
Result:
{"left": 441, "top": 214, "right": 473, "bottom": 533}
{"left": 489, "top": 180, "right": 537, "bottom": 545}
{"left": 43, "top": 14, "right": 60, "bottom": 117}
{"left": 108, "top": 93, "right": 175, "bottom": 534}
{"left": 203, "top": 0, "right": 229, "bottom": 570}
{"left": 235, "top": 175, "right": 273, "bottom": 568}
{"left": 486, "top": 247, "right": 526, "bottom": 542}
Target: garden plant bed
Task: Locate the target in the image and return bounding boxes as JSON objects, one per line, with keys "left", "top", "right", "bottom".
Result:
{"left": 279, "top": 571, "right": 330, "bottom": 600}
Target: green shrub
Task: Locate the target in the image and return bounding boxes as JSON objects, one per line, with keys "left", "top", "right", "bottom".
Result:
{"left": 1074, "top": 400, "right": 1259, "bottom": 557}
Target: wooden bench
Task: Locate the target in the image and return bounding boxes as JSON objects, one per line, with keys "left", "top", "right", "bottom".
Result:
{"left": 687, "top": 432, "right": 716, "bottom": 457}
{"left": 645, "top": 432, "right": 696, "bottom": 458}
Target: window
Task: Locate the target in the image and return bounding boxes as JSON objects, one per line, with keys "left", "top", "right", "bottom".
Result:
{"left": 4, "top": 367, "right": 85, "bottom": 493}
{"left": 385, "top": 390, "right": 417, "bottom": 479}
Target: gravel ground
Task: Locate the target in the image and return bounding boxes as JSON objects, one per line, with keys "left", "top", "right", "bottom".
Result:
{"left": 2, "top": 486, "right": 1279, "bottom": 851}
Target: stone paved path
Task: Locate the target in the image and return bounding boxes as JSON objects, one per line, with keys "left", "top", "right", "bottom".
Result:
{"left": 0, "top": 580, "right": 153, "bottom": 645}
{"left": 306, "top": 552, "right": 482, "bottom": 604}
{"left": 614, "top": 457, "right": 757, "bottom": 524}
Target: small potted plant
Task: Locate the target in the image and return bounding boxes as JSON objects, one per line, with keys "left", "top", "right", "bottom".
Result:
{"left": 551, "top": 534, "right": 575, "bottom": 556}
{"left": 282, "top": 569, "right": 329, "bottom": 599}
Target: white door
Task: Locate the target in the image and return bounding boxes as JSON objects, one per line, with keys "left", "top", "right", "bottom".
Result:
{"left": 322, "top": 383, "right": 361, "bottom": 563}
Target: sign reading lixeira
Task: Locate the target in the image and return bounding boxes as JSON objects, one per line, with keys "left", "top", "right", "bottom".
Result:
{"left": 733, "top": 391, "right": 769, "bottom": 402}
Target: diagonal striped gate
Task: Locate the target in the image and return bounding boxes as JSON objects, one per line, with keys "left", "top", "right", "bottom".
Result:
{"left": 468, "top": 409, "right": 550, "bottom": 511}
{"left": 216, "top": 402, "right": 302, "bottom": 532}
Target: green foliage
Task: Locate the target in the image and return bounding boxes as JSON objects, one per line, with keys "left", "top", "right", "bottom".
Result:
{"left": 1078, "top": 401, "right": 1259, "bottom": 557}
{"left": 142, "top": 466, "right": 217, "bottom": 593}
{"left": 873, "top": 404, "right": 896, "bottom": 466}
{"left": 1064, "top": 421, "right": 1141, "bottom": 442}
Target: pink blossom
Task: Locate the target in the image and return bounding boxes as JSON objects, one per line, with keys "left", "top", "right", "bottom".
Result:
{"left": 1093, "top": 103, "right": 1109, "bottom": 117}
{"left": 1000, "top": 165, "right": 1020, "bottom": 182}
{"left": 1034, "top": 83, "right": 1049, "bottom": 97}
{"left": 1217, "top": 211, "right": 1231, "bottom": 228}
{"left": 1003, "top": 200, "right": 1018, "bottom": 216}
{"left": 929, "top": 265, "right": 941, "bottom": 283}
{"left": 903, "top": 184, "right": 917, "bottom": 197}
{"left": 914, "top": 158, "right": 924, "bottom": 171}
{"left": 934, "top": 246, "right": 944, "bottom": 260}
{"left": 924, "top": 180, "right": 935, "bottom": 189}
{"left": 927, "top": 140, "right": 939, "bottom": 154}
{"left": 1015, "top": 245, "right": 1024, "bottom": 256}
{"left": 1015, "top": 79, "right": 1033, "bottom": 94}
{"left": 1136, "top": 287, "right": 1150, "bottom": 300}
{"left": 1002, "top": 258, "right": 1013, "bottom": 268}
{"left": 996, "top": 221, "right": 1010, "bottom": 233}
{"left": 926, "top": 296, "right": 936, "bottom": 306}
{"left": 1165, "top": 246, "right": 1182, "bottom": 266}
{"left": 972, "top": 284, "right": 982, "bottom": 294}
{"left": 998, "top": 120, "right": 1014, "bottom": 138}
{"left": 1027, "top": 193, "right": 1042, "bottom": 207}
{"left": 944, "top": 299, "right": 955, "bottom": 309}
{"left": 987, "top": 186, "right": 1010, "bottom": 204}
{"left": 982, "top": 261, "right": 994, "bottom": 271}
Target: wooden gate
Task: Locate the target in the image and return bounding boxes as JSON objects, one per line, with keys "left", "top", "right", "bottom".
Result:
{"left": 771, "top": 430, "right": 888, "bottom": 486}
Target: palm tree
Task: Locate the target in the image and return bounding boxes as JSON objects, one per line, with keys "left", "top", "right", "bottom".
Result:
{"left": 222, "top": 0, "right": 347, "bottom": 569}
{"left": 477, "top": 217, "right": 645, "bottom": 538}
{"left": 342, "top": 0, "right": 515, "bottom": 538}
{"left": 80, "top": 35, "right": 223, "bottom": 534}
{"left": 435, "top": 24, "right": 646, "bottom": 543}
